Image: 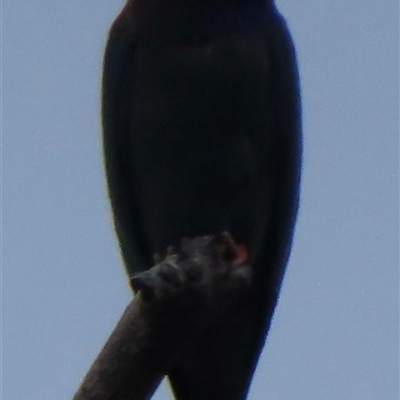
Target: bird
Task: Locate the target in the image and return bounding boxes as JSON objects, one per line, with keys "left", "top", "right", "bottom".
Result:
{"left": 102, "top": 0, "right": 302, "bottom": 399}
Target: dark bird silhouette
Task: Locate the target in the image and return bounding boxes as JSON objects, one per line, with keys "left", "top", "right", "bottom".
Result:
{"left": 102, "top": 0, "right": 301, "bottom": 398}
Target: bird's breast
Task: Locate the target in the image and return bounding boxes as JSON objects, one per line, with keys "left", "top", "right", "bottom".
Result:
{"left": 130, "top": 37, "right": 274, "bottom": 255}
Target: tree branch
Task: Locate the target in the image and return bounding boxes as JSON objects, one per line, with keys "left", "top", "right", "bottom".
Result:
{"left": 72, "top": 233, "right": 252, "bottom": 400}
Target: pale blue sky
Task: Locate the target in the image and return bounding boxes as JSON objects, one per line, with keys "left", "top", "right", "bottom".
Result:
{"left": 3, "top": 1, "right": 399, "bottom": 399}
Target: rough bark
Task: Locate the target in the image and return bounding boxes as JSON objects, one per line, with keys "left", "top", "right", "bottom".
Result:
{"left": 73, "top": 233, "right": 252, "bottom": 400}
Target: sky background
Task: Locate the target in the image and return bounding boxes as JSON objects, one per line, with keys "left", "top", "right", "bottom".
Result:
{"left": 2, "top": 1, "right": 399, "bottom": 399}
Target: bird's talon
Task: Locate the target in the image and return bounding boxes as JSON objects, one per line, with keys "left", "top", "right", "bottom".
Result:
{"left": 130, "top": 274, "right": 155, "bottom": 300}
{"left": 211, "top": 232, "right": 234, "bottom": 261}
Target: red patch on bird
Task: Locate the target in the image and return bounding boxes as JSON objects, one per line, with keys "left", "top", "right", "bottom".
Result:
{"left": 234, "top": 244, "right": 249, "bottom": 266}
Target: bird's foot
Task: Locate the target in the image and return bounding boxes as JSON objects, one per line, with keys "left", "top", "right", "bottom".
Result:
{"left": 233, "top": 243, "right": 249, "bottom": 265}
{"left": 131, "top": 233, "right": 252, "bottom": 319}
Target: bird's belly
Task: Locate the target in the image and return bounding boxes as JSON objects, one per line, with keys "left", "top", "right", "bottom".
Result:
{"left": 132, "top": 128, "right": 270, "bottom": 256}
{"left": 131, "top": 39, "right": 273, "bottom": 255}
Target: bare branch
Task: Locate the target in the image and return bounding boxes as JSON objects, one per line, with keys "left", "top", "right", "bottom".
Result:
{"left": 73, "top": 233, "right": 252, "bottom": 400}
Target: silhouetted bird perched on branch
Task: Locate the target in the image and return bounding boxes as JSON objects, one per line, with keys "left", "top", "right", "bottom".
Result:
{"left": 102, "top": 0, "right": 301, "bottom": 398}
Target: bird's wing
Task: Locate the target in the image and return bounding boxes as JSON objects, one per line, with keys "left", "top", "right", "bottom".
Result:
{"left": 102, "top": 9, "right": 152, "bottom": 274}
{"left": 168, "top": 12, "right": 302, "bottom": 400}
